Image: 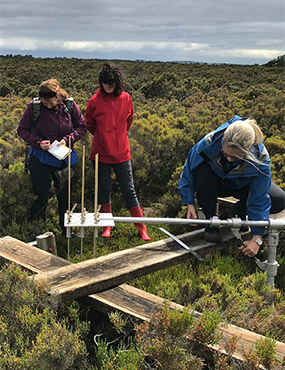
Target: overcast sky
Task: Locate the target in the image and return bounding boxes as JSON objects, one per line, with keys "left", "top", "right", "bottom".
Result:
{"left": 1, "top": 0, "right": 284, "bottom": 64}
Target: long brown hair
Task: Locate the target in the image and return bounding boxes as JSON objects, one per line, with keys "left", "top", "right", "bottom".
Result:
{"left": 39, "top": 79, "right": 68, "bottom": 104}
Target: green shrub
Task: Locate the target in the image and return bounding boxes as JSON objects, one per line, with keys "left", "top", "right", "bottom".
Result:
{"left": 95, "top": 338, "right": 144, "bottom": 370}
{"left": 243, "top": 336, "right": 280, "bottom": 370}
{"left": 0, "top": 263, "right": 92, "bottom": 370}
{"left": 135, "top": 303, "right": 221, "bottom": 369}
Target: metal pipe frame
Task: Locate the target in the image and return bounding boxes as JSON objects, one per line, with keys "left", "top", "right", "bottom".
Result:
{"left": 64, "top": 213, "right": 284, "bottom": 286}
{"left": 111, "top": 216, "right": 285, "bottom": 230}
{"left": 111, "top": 216, "right": 284, "bottom": 286}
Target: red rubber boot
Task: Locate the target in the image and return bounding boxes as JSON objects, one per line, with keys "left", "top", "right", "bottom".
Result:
{"left": 100, "top": 203, "right": 112, "bottom": 238}
{"left": 129, "top": 205, "right": 151, "bottom": 241}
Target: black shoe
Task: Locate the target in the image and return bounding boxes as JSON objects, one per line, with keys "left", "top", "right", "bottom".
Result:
{"left": 204, "top": 226, "right": 222, "bottom": 243}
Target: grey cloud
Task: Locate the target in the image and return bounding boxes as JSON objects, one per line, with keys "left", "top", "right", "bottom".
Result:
{"left": 1, "top": 0, "right": 284, "bottom": 64}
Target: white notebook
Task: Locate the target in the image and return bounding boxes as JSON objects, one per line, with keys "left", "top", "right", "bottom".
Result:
{"left": 47, "top": 140, "right": 71, "bottom": 160}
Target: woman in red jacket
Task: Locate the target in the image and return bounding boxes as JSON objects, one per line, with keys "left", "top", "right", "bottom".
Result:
{"left": 85, "top": 62, "right": 151, "bottom": 241}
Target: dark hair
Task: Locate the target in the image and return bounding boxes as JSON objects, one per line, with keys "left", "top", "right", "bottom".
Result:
{"left": 99, "top": 62, "right": 124, "bottom": 96}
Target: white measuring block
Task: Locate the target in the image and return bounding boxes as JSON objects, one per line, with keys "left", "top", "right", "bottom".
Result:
{"left": 64, "top": 213, "right": 115, "bottom": 228}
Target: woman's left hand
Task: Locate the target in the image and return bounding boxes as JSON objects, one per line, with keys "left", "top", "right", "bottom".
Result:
{"left": 238, "top": 240, "right": 260, "bottom": 257}
{"left": 57, "top": 139, "right": 66, "bottom": 146}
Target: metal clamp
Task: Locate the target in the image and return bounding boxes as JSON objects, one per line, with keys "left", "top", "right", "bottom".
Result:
{"left": 210, "top": 216, "right": 221, "bottom": 228}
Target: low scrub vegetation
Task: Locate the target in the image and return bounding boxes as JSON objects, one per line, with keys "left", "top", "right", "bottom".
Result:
{"left": 0, "top": 55, "right": 284, "bottom": 368}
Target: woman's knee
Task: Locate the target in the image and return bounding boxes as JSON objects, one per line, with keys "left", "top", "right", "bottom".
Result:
{"left": 194, "top": 162, "right": 221, "bottom": 198}
{"left": 270, "top": 183, "right": 285, "bottom": 213}
{"left": 122, "top": 187, "right": 138, "bottom": 209}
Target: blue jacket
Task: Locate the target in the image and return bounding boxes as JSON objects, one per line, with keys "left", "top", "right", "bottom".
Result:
{"left": 178, "top": 116, "right": 271, "bottom": 235}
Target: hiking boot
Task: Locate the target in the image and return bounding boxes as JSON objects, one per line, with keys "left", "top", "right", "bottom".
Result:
{"left": 204, "top": 226, "right": 222, "bottom": 243}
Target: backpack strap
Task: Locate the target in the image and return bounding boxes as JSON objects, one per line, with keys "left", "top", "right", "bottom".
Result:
{"left": 32, "top": 97, "right": 41, "bottom": 121}
{"left": 33, "top": 96, "right": 74, "bottom": 121}
{"left": 65, "top": 97, "right": 74, "bottom": 115}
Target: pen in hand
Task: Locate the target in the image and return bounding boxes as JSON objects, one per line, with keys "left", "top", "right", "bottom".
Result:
{"left": 38, "top": 140, "right": 51, "bottom": 150}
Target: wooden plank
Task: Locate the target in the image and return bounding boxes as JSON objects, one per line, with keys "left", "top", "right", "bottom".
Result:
{"left": 0, "top": 237, "right": 71, "bottom": 273}
{"left": 1, "top": 235, "right": 284, "bottom": 362}
{"left": 218, "top": 196, "right": 239, "bottom": 205}
{"left": 33, "top": 229, "right": 238, "bottom": 302}
{"left": 99, "top": 285, "right": 285, "bottom": 363}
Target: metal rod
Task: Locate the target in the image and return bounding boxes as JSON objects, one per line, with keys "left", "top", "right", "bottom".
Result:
{"left": 68, "top": 137, "right": 71, "bottom": 218}
{"left": 67, "top": 136, "right": 72, "bottom": 260}
{"left": 80, "top": 238, "right": 84, "bottom": 261}
{"left": 109, "top": 216, "right": 284, "bottom": 229}
{"left": 159, "top": 227, "right": 204, "bottom": 261}
{"left": 80, "top": 145, "right": 86, "bottom": 261}
{"left": 64, "top": 214, "right": 284, "bottom": 230}
{"left": 79, "top": 227, "right": 84, "bottom": 261}
{"left": 266, "top": 229, "right": 280, "bottom": 287}
{"left": 67, "top": 238, "right": 70, "bottom": 261}
{"left": 93, "top": 227, "right": 98, "bottom": 258}
{"left": 81, "top": 145, "right": 86, "bottom": 223}
{"left": 94, "top": 153, "right": 99, "bottom": 222}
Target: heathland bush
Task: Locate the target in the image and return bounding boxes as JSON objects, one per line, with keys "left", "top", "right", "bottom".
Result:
{"left": 0, "top": 263, "right": 92, "bottom": 370}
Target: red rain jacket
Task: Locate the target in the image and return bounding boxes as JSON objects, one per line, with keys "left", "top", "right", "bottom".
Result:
{"left": 85, "top": 88, "right": 134, "bottom": 163}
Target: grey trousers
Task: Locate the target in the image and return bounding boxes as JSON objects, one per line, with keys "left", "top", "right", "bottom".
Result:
{"left": 91, "top": 159, "right": 139, "bottom": 209}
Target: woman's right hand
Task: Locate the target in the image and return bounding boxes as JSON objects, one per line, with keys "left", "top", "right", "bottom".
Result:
{"left": 39, "top": 140, "right": 51, "bottom": 150}
{"left": 187, "top": 204, "right": 197, "bottom": 219}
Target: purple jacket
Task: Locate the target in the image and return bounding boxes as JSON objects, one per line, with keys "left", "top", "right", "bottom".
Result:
{"left": 17, "top": 100, "right": 86, "bottom": 150}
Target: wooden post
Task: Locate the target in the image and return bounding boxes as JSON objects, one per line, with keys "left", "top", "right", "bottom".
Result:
{"left": 36, "top": 232, "right": 57, "bottom": 255}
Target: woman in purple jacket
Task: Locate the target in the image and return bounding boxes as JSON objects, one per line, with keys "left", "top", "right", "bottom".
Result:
{"left": 17, "top": 79, "right": 86, "bottom": 232}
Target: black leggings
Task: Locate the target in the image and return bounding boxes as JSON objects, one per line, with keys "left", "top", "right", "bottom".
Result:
{"left": 91, "top": 159, "right": 139, "bottom": 209}
{"left": 194, "top": 162, "right": 285, "bottom": 219}
{"left": 28, "top": 155, "right": 73, "bottom": 231}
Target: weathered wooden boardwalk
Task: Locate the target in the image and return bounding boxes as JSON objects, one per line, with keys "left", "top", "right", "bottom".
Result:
{"left": 1, "top": 234, "right": 284, "bottom": 363}
{"left": 32, "top": 229, "right": 242, "bottom": 301}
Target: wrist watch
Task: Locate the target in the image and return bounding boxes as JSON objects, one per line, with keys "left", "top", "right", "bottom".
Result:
{"left": 252, "top": 237, "right": 262, "bottom": 246}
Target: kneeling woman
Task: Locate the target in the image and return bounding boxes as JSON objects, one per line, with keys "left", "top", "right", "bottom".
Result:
{"left": 179, "top": 115, "right": 285, "bottom": 257}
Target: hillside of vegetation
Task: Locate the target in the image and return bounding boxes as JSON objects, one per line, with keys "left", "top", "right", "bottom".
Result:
{"left": 0, "top": 54, "right": 284, "bottom": 275}
{"left": 0, "top": 55, "right": 284, "bottom": 369}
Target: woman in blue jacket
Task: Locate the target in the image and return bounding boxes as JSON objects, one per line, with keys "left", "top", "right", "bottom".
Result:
{"left": 178, "top": 115, "right": 285, "bottom": 257}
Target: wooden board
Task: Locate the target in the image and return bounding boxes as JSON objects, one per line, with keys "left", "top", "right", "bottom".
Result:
{"left": 33, "top": 229, "right": 239, "bottom": 302}
{"left": 0, "top": 237, "right": 71, "bottom": 273}
{"left": 92, "top": 284, "right": 285, "bottom": 363}
{"left": 1, "top": 235, "right": 284, "bottom": 362}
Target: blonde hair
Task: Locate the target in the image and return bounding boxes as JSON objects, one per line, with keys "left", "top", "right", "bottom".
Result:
{"left": 222, "top": 119, "right": 263, "bottom": 157}
{"left": 39, "top": 78, "right": 68, "bottom": 103}
{"left": 222, "top": 119, "right": 270, "bottom": 176}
